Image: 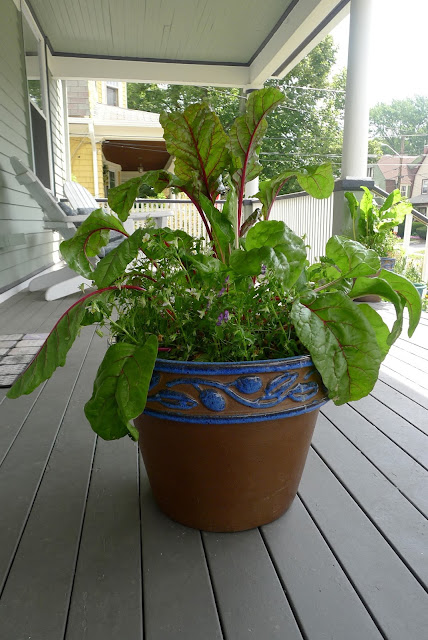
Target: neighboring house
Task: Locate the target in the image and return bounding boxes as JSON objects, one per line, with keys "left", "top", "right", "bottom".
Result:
{"left": 409, "top": 146, "right": 428, "bottom": 215}
{"left": 67, "top": 81, "right": 169, "bottom": 197}
{"left": 371, "top": 154, "right": 421, "bottom": 198}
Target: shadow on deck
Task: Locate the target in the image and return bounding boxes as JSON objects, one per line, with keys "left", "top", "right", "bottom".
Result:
{"left": 0, "top": 291, "right": 427, "bottom": 639}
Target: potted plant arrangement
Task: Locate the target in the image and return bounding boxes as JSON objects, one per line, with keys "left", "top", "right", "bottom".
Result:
{"left": 7, "top": 88, "right": 422, "bottom": 532}
{"left": 394, "top": 254, "right": 427, "bottom": 298}
{"left": 343, "top": 187, "right": 412, "bottom": 302}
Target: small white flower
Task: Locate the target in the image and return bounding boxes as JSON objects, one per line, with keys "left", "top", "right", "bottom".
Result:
{"left": 142, "top": 233, "right": 151, "bottom": 243}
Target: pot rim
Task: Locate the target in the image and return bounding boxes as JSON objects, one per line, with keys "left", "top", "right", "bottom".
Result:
{"left": 154, "top": 353, "right": 315, "bottom": 375}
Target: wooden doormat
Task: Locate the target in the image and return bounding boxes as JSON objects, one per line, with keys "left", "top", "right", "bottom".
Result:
{"left": 0, "top": 334, "right": 48, "bottom": 388}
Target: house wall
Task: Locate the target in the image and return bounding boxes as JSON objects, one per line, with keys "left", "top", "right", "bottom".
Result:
{"left": 412, "top": 155, "right": 428, "bottom": 197}
{"left": 67, "top": 80, "right": 90, "bottom": 117}
{"left": 70, "top": 137, "right": 104, "bottom": 197}
{"left": 0, "top": 0, "right": 55, "bottom": 292}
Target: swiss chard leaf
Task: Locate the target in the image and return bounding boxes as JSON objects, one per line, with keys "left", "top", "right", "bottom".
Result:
{"left": 107, "top": 177, "right": 142, "bottom": 221}
{"left": 377, "top": 269, "right": 422, "bottom": 337}
{"left": 356, "top": 303, "right": 391, "bottom": 359}
{"left": 93, "top": 228, "right": 144, "bottom": 288}
{"left": 350, "top": 275, "right": 408, "bottom": 344}
{"left": 199, "top": 194, "right": 234, "bottom": 263}
{"left": 160, "top": 104, "right": 229, "bottom": 202}
{"left": 326, "top": 236, "right": 380, "bottom": 278}
{"left": 60, "top": 209, "right": 128, "bottom": 278}
{"left": 230, "top": 245, "right": 290, "bottom": 279}
{"left": 291, "top": 291, "right": 383, "bottom": 404}
{"left": 108, "top": 171, "right": 185, "bottom": 221}
{"left": 7, "top": 294, "right": 96, "bottom": 398}
{"left": 228, "top": 87, "right": 284, "bottom": 200}
{"left": 256, "top": 164, "right": 334, "bottom": 220}
{"left": 246, "top": 220, "right": 306, "bottom": 288}
{"left": 84, "top": 336, "right": 158, "bottom": 440}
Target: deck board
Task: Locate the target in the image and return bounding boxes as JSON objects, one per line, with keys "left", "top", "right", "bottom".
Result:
{"left": 140, "top": 464, "right": 223, "bottom": 640}
{"left": 202, "top": 529, "right": 303, "bottom": 640}
{"left": 322, "top": 402, "right": 428, "bottom": 517}
{"left": 261, "top": 497, "right": 383, "bottom": 640}
{"left": 300, "top": 450, "right": 428, "bottom": 640}
{"left": 0, "top": 330, "right": 99, "bottom": 640}
{"left": 0, "top": 292, "right": 427, "bottom": 640}
{"left": 313, "top": 414, "right": 428, "bottom": 588}
{"left": 65, "top": 437, "right": 143, "bottom": 640}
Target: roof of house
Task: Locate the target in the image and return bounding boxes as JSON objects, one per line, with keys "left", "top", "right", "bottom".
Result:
{"left": 376, "top": 155, "right": 420, "bottom": 185}
{"left": 409, "top": 193, "right": 428, "bottom": 205}
{"left": 93, "top": 103, "right": 161, "bottom": 126}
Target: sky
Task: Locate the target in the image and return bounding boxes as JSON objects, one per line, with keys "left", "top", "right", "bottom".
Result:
{"left": 330, "top": 0, "right": 428, "bottom": 106}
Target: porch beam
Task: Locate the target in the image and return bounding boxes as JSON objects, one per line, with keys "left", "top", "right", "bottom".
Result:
{"left": 48, "top": 57, "right": 250, "bottom": 88}
{"left": 249, "top": 0, "right": 348, "bottom": 88}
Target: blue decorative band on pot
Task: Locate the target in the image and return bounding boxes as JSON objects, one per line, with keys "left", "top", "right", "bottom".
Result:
{"left": 144, "top": 356, "right": 329, "bottom": 424}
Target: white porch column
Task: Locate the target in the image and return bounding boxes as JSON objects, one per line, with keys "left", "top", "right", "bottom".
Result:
{"left": 333, "top": 0, "right": 374, "bottom": 236}
{"left": 88, "top": 120, "right": 100, "bottom": 198}
{"left": 341, "top": 0, "right": 374, "bottom": 179}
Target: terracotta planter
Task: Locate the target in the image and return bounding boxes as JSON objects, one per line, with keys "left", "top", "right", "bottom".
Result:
{"left": 135, "top": 356, "right": 329, "bottom": 532}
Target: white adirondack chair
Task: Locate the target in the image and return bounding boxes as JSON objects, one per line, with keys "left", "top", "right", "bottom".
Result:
{"left": 63, "top": 180, "right": 172, "bottom": 232}
{"left": 11, "top": 158, "right": 171, "bottom": 300}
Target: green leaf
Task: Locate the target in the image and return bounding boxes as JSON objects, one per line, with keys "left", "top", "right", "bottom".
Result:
{"left": 296, "top": 163, "right": 335, "bottom": 199}
{"left": 199, "top": 194, "right": 234, "bottom": 263}
{"left": 230, "top": 245, "right": 289, "bottom": 278}
{"left": 356, "top": 303, "right": 391, "bottom": 359}
{"left": 350, "top": 275, "right": 404, "bottom": 343}
{"left": 60, "top": 209, "right": 127, "bottom": 278}
{"left": 229, "top": 87, "right": 284, "bottom": 193}
{"left": 291, "top": 292, "right": 383, "bottom": 404}
{"left": 246, "top": 220, "right": 306, "bottom": 288}
{"left": 107, "top": 171, "right": 185, "bottom": 221}
{"left": 7, "top": 295, "right": 92, "bottom": 398}
{"left": 84, "top": 336, "right": 158, "bottom": 440}
{"left": 379, "top": 188, "right": 401, "bottom": 213}
{"left": 326, "top": 236, "right": 380, "bottom": 278}
{"left": 378, "top": 269, "right": 422, "bottom": 337}
{"left": 160, "top": 103, "right": 229, "bottom": 202}
{"left": 107, "top": 177, "right": 143, "bottom": 221}
{"left": 93, "top": 228, "right": 144, "bottom": 288}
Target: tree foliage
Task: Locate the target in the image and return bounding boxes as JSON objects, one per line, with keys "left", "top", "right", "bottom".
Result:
{"left": 370, "top": 96, "right": 428, "bottom": 155}
{"left": 127, "top": 36, "right": 346, "bottom": 194}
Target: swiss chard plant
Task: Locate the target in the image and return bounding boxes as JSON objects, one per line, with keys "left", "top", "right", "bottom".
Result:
{"left": 7, "top": 87, "right": 422, "bottom": 440}
{"left": 345, "top": 187, "right": 412, "bottom": 256}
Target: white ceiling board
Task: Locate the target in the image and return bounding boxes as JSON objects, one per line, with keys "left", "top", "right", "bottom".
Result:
{"left": 30, "top": 0, "right": 291, "bottom": 63}
{"left": 31, "top": 0, "right": 350, "bottom": 87}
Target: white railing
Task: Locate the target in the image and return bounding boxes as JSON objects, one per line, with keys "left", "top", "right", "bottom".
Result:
{"left": 131, "top": 199, "right": 210, "bottom": 239}
{"left": 101, "top": 195, "right": 333, "bottom": 263}
{"left": 268, "top": 193, "right": 334, "bottom": 263}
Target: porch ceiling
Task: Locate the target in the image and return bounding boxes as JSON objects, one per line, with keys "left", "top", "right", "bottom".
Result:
{"left": 27, "top": 0, "right": 349, "bottom": 87}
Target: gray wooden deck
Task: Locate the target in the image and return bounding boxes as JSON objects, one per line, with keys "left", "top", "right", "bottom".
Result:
{"left": 0, "top": 291, "right": 427, "bottom": 640}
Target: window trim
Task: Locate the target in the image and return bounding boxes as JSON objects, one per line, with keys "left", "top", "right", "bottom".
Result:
{"left": 22, "top": 2, "right": 53, "bottom": 190}
{"left": 421, "top": 179, "right": 428, "bottom": 195}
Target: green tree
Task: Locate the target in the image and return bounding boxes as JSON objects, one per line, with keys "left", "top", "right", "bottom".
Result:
{"left": 370, "top": 96, "right": 428, "bottom": 155}
{"left": 127, "top": 36, "right": 346, "bottom": 193}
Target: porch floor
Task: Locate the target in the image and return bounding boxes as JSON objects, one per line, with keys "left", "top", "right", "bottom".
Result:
{"left": 0, "top": 291, "right": 427, "bottom": 640}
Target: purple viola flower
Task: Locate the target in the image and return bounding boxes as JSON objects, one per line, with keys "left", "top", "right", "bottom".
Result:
{"left": 216, "top": 309, "right": 230, "bottom": 326}
{"left": 261, "top": 264, "right": 267, "bottom": 275}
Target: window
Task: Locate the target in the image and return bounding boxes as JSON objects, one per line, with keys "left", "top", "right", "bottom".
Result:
{"left": 422, "top": 179, "right": 428, "bottom": 195}
{"left": 400, "top": 184, "right": 408, "bottom": 197}
{"left": 22, "top": 13, "right": 51, "bottom": 189}
{"left": 107, "top": 87, "right": 119, "bottom": 106}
